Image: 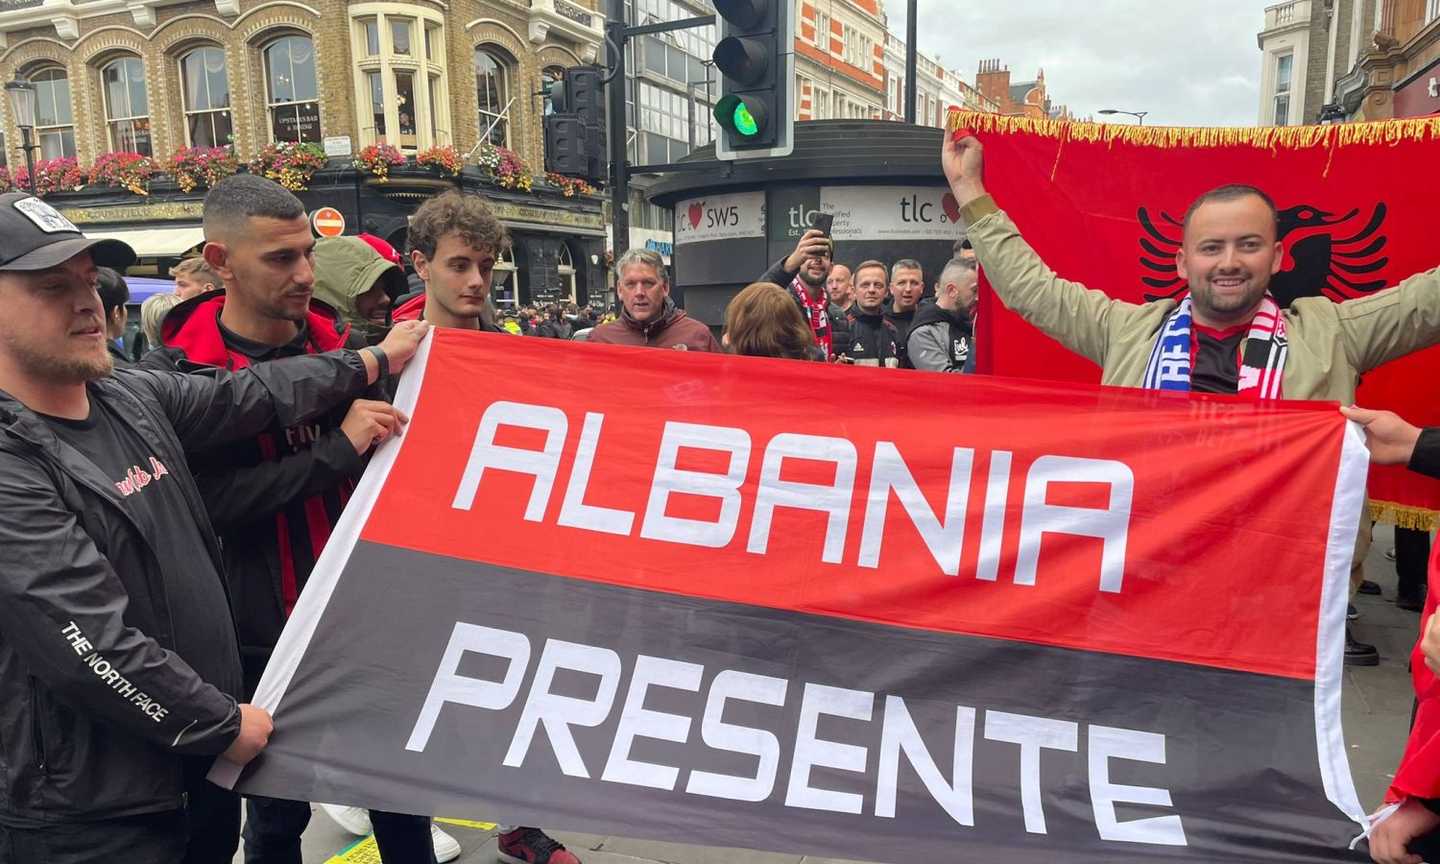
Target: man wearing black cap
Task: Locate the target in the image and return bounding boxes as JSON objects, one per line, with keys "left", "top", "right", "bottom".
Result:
{"left": 0, "top": 191, "right": 428, "bottom": 862}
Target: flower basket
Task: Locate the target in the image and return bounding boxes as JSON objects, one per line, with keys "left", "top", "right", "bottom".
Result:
{"left": 475, "top": 143, "right": 533, "bottom": 192}
{"left": 89, "top": 152, "right": 156, "bottom": 196}
{"left": 167, "top": 146, "right": 239, "bottom": 194}
{"left": 416, "top": 145, "right": 463, "bottom": 177}
{"left": 249, "top": 142, "right": 328, "bottom": 192}
{"left": 353, "top": 143, "right": 406, "bottom": 182}
{"left": 14, "top": 158, "right": 87, "bottom": 197}
{"left": 545, "top": 172, "right": 595, "bottom": 198}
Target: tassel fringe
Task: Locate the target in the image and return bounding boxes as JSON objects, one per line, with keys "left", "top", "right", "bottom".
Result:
{"left": 946, "top": 110, "right": 1440, "bottom": 152}
{"left": 1368, "top": 500, "right": 1440, "bottom": 532}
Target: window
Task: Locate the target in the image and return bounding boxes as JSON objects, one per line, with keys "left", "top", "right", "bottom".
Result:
{"left": 362, "top": 18, "right": 380, "bottom": 55}
{"left": 179, "top": 46, "right": 232, "bottom": 148}
{"left": 264, "top": 35, "right": 320, "bottom": 143}
{"left": 1430, "top": 0, "right": 1439, "bottom": 23}
{"left": 366, "top": 71, "right": 385, "bottom": 137}
{"left": 390, "top": 18, "right": 412, "bottom": 56}
{"left": 541, "top": 65, "right": 564, "bottom": 116}
{"left": 351, "top": 8, "right": 448, "bottom": 150}
{"left": 30, "top": 66, "right": 76, "bottom": 159}
{"left": 814, "top": 10, "right": 830, "bottom": 49}
{"left": 101, "top": 56, "right": 151, "bottom": 155}
{"left": 1273, "top": 53, "right": 1293, "bottom": 127}
{"left": 424, "top": 23, "right": 439, "bottom": 60}
{"left": 475, "top": 47, "right": 511, "bottom": 148}
{"left": 394, "top": 70, "right": 416, "bottom": 143}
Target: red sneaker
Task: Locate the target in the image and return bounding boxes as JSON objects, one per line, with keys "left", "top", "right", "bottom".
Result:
{"left": 497, "top": 827, "right": 581, "bottom": 864}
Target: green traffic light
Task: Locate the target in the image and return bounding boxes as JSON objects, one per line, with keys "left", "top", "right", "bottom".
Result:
{"left": 732, "top": 102, "right": 759, "bottom": 137}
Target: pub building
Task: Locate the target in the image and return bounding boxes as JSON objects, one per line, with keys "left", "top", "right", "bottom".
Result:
{"left": 0, "top": 0, "right": 609, "bottom": 307}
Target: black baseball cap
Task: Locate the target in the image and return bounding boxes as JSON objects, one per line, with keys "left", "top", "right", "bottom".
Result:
{"left": 0, "top": 192, "right": 135, "bottom": 272}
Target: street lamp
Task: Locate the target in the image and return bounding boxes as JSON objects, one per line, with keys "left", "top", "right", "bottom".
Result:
{"left": 1098, "top": 108, "right": 1149, "bottom": 125}
{"left": 5, "top": 80, "right": 39, "bottom": 197}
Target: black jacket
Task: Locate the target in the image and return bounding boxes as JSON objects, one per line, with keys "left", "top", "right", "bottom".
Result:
{"left": 906, "top": 301, "right": 975, "bottom": 373}
{"left": 844, "top": 307, "right": 902, "bottom": 368}
{"left": 758, "top": 259, "right": 853, "bottom": 357}
{"left": 141, "top": 294, "right": 371, "bottom": 675}
{"left": 884, "top": 307, "right": 917, "bottom": 368}
{"left": 0, "top": 353, "right": 369, "bottom": 825}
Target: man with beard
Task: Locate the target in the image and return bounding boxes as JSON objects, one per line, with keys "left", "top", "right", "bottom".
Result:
{"left": 145, "top": 175, "right": 452, "bottom": 862}
{"left": 758, "top": 229, "right": 853, "bottom": 360}
{"left": 0, "top": 191, "right": 423, "bottom": 861}
{"left": 943, "top": 130, "right": 1440, "bottom": 666}
{"left": 311, "top": 234, "right": 406, "bottom": 345}
{"left": 840, "top": 260, "right": 903, "bottom": 368}
{"left": 590, "top": 248, "right": 721, "bottom": 352}
{"left": 908, "top": 257, "right": 978, "bottom": 373}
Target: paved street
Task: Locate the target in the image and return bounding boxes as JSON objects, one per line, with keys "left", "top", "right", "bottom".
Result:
{"left": 241, "top": 522, "right": 1424, "bottom": 864}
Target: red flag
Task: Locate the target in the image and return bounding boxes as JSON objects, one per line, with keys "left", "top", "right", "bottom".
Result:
{"left": 950, "top": 111, "right": 1440, "bottom": 529}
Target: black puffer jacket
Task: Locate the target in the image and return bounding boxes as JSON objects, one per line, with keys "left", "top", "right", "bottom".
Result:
{"left": 0, "top": 353, "right": 370, "bottom": 825}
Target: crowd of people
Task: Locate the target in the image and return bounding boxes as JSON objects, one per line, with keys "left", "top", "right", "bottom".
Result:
{"left": 1, "top": 128, "right": 1440, "bottom": 864}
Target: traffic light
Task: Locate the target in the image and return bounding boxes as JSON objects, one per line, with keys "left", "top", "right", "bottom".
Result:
{"left": 712, "top": 0, "right": 794, "bottom": 160}
{"left": 543, "top": 114, "right": 589, "bottom": 175}
{"left": 543, "top": 65, "right": 606, "bottom": 183}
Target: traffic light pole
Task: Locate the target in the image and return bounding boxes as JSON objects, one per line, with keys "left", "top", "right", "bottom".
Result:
{"left": 903, "top": 0, "right": 917, "bottom": 123}
{"left": 603, "top": 3, "right": 718, "bottom": 260}
{"left": 606, "top": 0, "right": 631, "bottom": 259}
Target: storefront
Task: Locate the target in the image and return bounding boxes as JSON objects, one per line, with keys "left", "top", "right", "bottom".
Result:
{"left": 47, "top": 165, "right": 607, "bottom": 306}
{"left": 647, "top": 120, "right": 959, "bottom": 325}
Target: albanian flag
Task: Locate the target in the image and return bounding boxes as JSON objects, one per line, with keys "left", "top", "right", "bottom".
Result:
{"left": 949, "top": 111, "right": 1440, "bottom": 529}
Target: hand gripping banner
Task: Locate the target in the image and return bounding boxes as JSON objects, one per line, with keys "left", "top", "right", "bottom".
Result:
{"left": 947, "top": 111, "right": 1440, "bottom": 532}
{"left": 217, "top": 330, "right": 1371, "bottom": 863}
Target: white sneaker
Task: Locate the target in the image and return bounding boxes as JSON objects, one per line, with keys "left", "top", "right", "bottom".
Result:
{"left": 320, "top": 803, "right": 372, "bottom": 836}
{"left": 431, "top": 822, "right": 462, "bottom": 863}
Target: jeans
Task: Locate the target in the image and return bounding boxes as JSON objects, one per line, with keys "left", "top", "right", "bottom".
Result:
{"left": 0, "top": 758, "right": 239, "bottom": 864}
{"left": 242, "top": 796, "right": 436, "bottom": 864}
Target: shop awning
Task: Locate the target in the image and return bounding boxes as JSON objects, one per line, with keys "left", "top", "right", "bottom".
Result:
{"left": 83, "top": 225, "right": 206, "bottom": 259}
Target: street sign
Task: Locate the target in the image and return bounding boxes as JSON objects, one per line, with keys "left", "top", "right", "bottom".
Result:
{"left": 311, "top": 207, "right": 346, "bottom": 238}
{"left": 323, "top": 136, "right": 353, "bottom": 158}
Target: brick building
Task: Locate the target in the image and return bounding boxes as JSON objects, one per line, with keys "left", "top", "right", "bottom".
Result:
{"left": 879, "top": 33, "right": 998, "bottom": 127}
{"left": 1257, "top": 0, "right": 1440, "bottom": 125}
{"left": 973, "top": 59, "right": 1069, "bottom": 119}
{"left": 0, "top": 0, "right": 611, "bottom": 305}
{"left": 794, "top": 0, "right": 887, "bottom": 121}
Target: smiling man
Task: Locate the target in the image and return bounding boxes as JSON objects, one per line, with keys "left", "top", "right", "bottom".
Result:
{"left": 942, "top": 131, "right": 1440, "bottom": 666}
{"left": 0, "top": 191, "right": 423, "bottom": 862}
{"left": 758, "top": 228, "right": 852, "bottom": 360}
{"left": 590, "top": 248, "right": 721, "bottom": 351}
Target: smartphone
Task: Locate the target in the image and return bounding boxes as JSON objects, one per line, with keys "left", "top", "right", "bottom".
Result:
{"left": 810, "top": 212, "right": 835, "bottom": 236}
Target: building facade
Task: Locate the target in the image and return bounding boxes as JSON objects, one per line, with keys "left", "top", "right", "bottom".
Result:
{"left": 0, "top": 0, "right": 611, "bottom": 305}
{"left": 1257, "top": 0, "right": 1440, "bottom": 125}
{"left": 794, "top": 0, "right": 886, "bottom": 121}
{"left": 879, "top": 34, "right": 999, "bottom": 127}
{"left": 973, "top": 59, "right": 1068, "bottom": 119}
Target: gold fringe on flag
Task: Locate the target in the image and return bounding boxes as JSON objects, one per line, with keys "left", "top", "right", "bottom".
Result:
{"left": 1368, "top": 499, "right": 1440, "bottom": 532}
{"left": 945, "top": 110, "right": 1440, "bottom": 153}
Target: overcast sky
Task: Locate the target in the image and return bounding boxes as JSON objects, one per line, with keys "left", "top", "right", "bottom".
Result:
{"left": 886, "top": 1, "right": 1268, "bottom": 128}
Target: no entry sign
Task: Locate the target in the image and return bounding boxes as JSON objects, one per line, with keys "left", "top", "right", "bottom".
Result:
{"left": 311, "top": 207, "right": 346, "bottom": 238}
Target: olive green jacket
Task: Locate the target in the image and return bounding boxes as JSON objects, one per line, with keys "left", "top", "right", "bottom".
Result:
{"left": 961, "top": 195, "right": 1440, "bottom": 404}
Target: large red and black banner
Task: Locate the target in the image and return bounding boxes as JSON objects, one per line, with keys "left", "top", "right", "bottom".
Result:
{"left": 219, "top": 331, "right": 1370, "bottom": 862}
{"left": 950, "top": 112, "right": 1440, "bottom": 530}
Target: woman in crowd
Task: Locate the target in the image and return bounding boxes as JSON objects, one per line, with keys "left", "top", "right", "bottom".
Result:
{"left": 723, "top": 281, "right": 820, "bottom": 361}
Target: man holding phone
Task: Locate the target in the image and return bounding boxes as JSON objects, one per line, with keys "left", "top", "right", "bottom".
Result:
{"left": 758, "top": 216, "right": 852, "bottom": 360}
